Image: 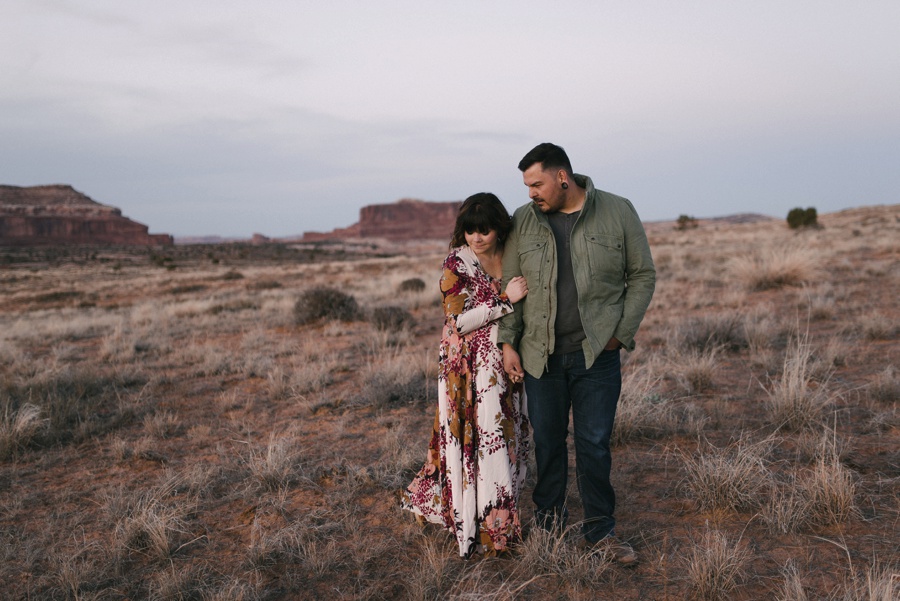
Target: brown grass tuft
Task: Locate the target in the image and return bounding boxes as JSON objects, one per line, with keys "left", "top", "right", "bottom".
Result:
{"left": 682, "top": 528, "right": 753, "bottom": 600}
{"left": 678, "top": 435, "right": 773, "bottom": 512}
{"left": 732, "top": 244, "right": 817, "bottom": 291}
{"left": 764, "top": 332, "right": 834, "bottom": 431}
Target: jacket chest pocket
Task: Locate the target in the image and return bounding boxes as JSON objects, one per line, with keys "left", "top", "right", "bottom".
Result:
{"left": 585, "top": 233, "right": 625, "bottom": 276}
{"left": 518, "top": 237, "right": 548, "bottom": 276}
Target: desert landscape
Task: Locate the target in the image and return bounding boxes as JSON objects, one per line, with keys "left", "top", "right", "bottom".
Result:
{"left": 0, "top": 204, "right": 897, "bottom": 600}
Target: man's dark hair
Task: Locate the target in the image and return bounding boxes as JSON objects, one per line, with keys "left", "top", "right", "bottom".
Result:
{"left": 449, "top": 192, "right": 513, "bottom": 248}
{"left": 518, "top": 142, "right": 573, "bottom": 174}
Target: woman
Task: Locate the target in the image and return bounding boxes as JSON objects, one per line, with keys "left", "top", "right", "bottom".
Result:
{"left": 401, "top": 192, "right": 529, "bottom": 558}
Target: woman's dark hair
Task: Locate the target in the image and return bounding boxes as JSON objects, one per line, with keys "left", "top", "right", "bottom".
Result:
{"left": 517, "top": 142, "right": 573, "bottom": 175}
{"left": 449, "top": 192, "right": 513, "bottom": 248}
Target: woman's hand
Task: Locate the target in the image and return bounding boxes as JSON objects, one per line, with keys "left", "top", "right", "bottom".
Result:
{"left": 504, "top": 276, "right": 528, "bottom": 303}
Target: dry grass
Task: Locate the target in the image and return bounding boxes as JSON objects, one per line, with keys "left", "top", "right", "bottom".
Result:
{"left": 0, "top": 402, "right": 43, "bottom": 460}
{"left": 732, "top": 243, "right": 818, "bottom": 291}
{"left": 764, "top": 331, "right": 835, "bottom": 431}
{"left": 0, "top": 206, "right": 897, "bottom": 599}
{"left": 682, "top": 528, "right": 753, "bottom": 600}
{"left": 245, "top": 432, "right": 304, "bottom": 492}
{"left": 671, "top": 346, "right": 722, "bottom": 394}
{"left": 678, "top": 435, "right": 774, "bottom": 512}
{"left": 868, "top": 366, "right": 899, "bottom": 404}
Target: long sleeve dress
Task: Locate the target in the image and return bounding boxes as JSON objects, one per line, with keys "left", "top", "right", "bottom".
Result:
{"left": 401, "top": 245, "right": 530, "bottom": 558}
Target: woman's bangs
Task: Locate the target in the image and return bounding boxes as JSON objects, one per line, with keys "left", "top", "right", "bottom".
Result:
{"left": 460, "top": 210, "right": 494, "bottom": 235}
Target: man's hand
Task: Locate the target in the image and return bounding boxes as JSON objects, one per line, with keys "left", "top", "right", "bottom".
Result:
{"left": 604, "top": 337, "right": 622, "bottom": 351}
{"left": 502, "top": 344, "right": 525, "bottom": 383}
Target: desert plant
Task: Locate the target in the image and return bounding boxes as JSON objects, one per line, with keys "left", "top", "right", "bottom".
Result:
{"left": 764, "top": 333, "right": 833, "bottom": 431}
{"left": 677, "top": 214, "right": 699, "bottom": 230}
{"left": 9, "top": 364, "right": 146, "bottom": 446}
{"left": 143, "top": 410, "right": 180, "bottom": 439}
{"left": 840, "top": 563, "right": 900, "bottom": 601}
{"left": 733, "top": 244, "right": 817, "bottom": 291}
{"left": 612, "top": 367, "right": 679, "bottom": 445}
{"left": 868, "top": 366, "right": 899, "bottom": 403}
{"left": 683, "top": 528, "right": 752, "bottom": 600}
{"left": 246, "top": 433, "right": 302, "bottom": 491}
{"left": 799, "top": 454, "right": 857, "bottom": 526}
{"left": 671, "top": 313, "right": 747, "bottom": 353}
{"left": 115, "top": 493, "right": 191, "bottom": 562}
{"left": 762, "top": 477, "right": 814, "bottom": 534}
{"left": 669, "top": 346, "right": 721, "bottom": 394}
{"left": 287, "top": 349, "right": 337, "bottom": 396}
{"left": 858, "top": 312, "right": 898, "bottom": 341}
{"left": 0, "top": 403, "right": 43, "bottom": 460}
{"left": 786, "top": 206, "right": 818, "bottom": 229}
{"left": 514, "top": 521, "right": 612, "bottom": 591}
{"left": 405, "top": 536, "right": 461, "bottom": 601}
{"left": 49, "top": 541, "right": 106, "bottom": 601}
{"left": 398, "top": 277, "right": 427, "bottom": 293}
{"left": 370, "top": 305, "right": 416, "bottom": 331}
{"left": 678, "top": 436, "right": 773, "bottom": 512}
{"left": 776, "top": 560, "right": 810, "bottom": 601}
{"left": 293, "top": 287, "right": 361, "bottom": 325}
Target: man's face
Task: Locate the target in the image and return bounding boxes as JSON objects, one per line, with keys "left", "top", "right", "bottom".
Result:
{"left": 522, "top": 163, "right": 565, "bottom": 213}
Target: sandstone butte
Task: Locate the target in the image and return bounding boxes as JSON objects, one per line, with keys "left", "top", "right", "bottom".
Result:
{"left": 302, "top": 198, "right": 463, "bottom": 242}
{"left": 0, "top": 184, "right": 173, "bottom": 246}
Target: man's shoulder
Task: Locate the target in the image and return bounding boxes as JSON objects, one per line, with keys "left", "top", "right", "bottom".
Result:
{"left": 510, "top": 203, "right": 543, "bottom": 232}
{"left": 588, "top": 187, "right": 641, "bottom": 221}
{"left": 590, "top": 186, "right": 631, "bottom": 206}
{"left": 511, "top": 202, "right": 535, "bottom": 220}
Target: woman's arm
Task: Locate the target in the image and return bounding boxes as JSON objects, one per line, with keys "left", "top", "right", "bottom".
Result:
{"left": 440, "top": 257, "right": 513, "bottom": 336}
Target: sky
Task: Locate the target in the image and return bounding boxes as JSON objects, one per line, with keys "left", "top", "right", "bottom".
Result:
{"left": 1, "top": 1, "right": 898, "bottom": 238}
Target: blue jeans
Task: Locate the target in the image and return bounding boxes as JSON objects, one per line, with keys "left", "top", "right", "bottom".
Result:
{"left": 525, "top": 349, "right": 621, "bottom": 543}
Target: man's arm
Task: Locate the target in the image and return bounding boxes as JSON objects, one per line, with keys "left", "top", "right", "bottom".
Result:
{"left": 613, "top": 201, "right": 656, "bottom": 350}
{"left": 498, "top": 216, "right": 524, "bottom": 349}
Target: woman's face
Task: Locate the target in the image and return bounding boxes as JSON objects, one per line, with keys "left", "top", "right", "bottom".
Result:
{"left": 464, "top": 229, "right": 499, "bottom": 255}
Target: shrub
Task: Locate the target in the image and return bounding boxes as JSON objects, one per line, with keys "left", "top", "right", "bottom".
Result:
{"left": 398, "top": 277, "right": 426, "bottom": 293}
{"left": 370, "top": 306, "right": 415, "bottom": 331}
{"left": 786, "top": 207, "right": 818, "bottom": 229}
{"left": 293, "top": 287, "right": 360, "bottom": 325}
{"left": 677, "top": 214, "right": 699, "bottom": 230}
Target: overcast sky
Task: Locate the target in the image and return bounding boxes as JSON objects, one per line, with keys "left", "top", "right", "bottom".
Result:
{"left": 2, "top": 1, "right": 898, "bottom": 238}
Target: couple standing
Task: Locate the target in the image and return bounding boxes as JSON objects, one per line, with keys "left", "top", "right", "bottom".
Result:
{"left": 401, "top": 143, "right": 656, "bottom": 561}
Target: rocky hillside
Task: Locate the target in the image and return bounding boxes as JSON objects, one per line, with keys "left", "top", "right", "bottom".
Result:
{"left": 0, "top": 185, "right": 172, "bottom": 246}
{"left": 303, "top": 198, "right": 462, "bottom": 242}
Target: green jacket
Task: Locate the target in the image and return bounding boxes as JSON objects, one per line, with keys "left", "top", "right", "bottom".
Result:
{"left": 498, "top": 174, "right": 656, "bottom": 377}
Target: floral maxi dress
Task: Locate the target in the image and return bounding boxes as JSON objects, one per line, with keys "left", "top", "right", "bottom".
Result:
{"left": 401, "top": 245, "right": 529, "bottom": 557}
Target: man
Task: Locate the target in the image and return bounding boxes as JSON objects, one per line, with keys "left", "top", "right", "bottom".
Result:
{"left": 499, "top": 143, "right": 655, "bottom": 564}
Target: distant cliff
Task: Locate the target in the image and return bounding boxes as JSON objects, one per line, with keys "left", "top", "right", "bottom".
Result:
{"left": 0, "top": 185, "right": 173, "bottom": 246}
{"left": 303, "top": 198, "right": 462, "bottom": 242}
